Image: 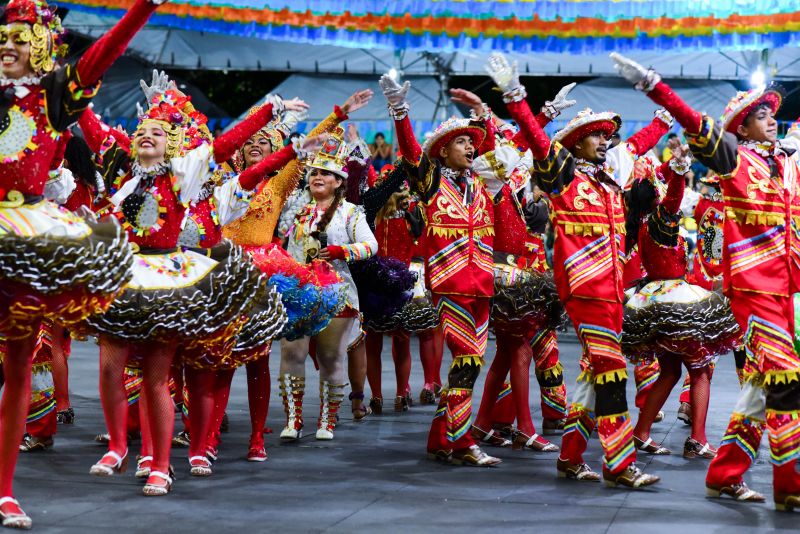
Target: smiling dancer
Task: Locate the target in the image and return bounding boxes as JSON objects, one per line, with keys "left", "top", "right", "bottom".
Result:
{"left": 612, "top": 52, "right": 800, "bottom": 509}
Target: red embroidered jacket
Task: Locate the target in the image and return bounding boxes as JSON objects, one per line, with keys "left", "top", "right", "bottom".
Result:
{"left": 393, "top": 116, "right": 495, "bottom": 298}
{"left": 507, "top": 98, "right": 668, "bottom": 304}
{"left": 687, "top": 194, "right": 724, "bottom": 290}
{"left": 0, "top": 0, "right": 159, "bottom": 198}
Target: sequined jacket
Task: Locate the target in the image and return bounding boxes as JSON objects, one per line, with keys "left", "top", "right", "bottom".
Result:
{"left": 0, "top": 0, "right": 160, "bottom": 200}
{"left": 225, "top": 106, "right": 349, "bottom": 245}
{"left": 687, "top": 120, "right": 800, "bottom": 297}
{"left": 80, "top": 100, "right": 281, "bottom": 250}
{"left": 687, "top": 194, "right": 724, "bottom": 290}
{"left": 286, "top": 198, "right": 378, "bottom": 309}
{"left": 393, "top": 117, "right": 497, "bottom": 298}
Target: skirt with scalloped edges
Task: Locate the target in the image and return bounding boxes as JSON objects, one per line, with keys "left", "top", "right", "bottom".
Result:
{"left": 622, "top": 279, "right": 741, "bottom": 368}
{"left": 491, "top": 256, "right": 565, "bottom": 337}
{"left": 0, "top": 200, "right": 133, "bottom": 340}
{"left": 85, "top": 241, "right": 270, "bottom": 349}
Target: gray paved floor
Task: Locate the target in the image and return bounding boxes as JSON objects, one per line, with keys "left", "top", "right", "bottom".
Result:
{"left": 11, "top": 335, "right": 797, "bottom": 532}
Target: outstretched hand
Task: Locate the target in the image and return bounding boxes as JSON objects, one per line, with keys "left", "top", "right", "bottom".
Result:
{"left": 485, "top": 52, "right": 520, "bottom": 93}
{"left": 284, "top": 97, "right": 309, "bottom": 112}
{"left": 139, "top": 69, "right": 174, "bottom": 102}
{"left": 379, "top": 74, "right": 410, "bottom": 107}
{"left": 542, "top": 82, "right": 577, "bottom": 119}
{"left": 609, "top": 52, "right": 648, "bottom": 85}
{"left": 449, "top": 88, "right": 484, "bottom": 116}
{"left": 342, "top": 89, "right": 374, "bottom": 115}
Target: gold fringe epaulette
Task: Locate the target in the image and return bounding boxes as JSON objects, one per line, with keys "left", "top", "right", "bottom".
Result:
{"left": 725, "top": 207, "right": 784, "bottom": 226}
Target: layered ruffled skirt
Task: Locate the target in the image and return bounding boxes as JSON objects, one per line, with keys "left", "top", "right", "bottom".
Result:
{"left": 85, "top": 241, "right": 273, "bottom": 353}
{"left": 623, "top": 279, "right": 740, "bottom": 368}
{"left": 0, "top": 200, "right": 133, "bottom": 340}
{"left": 491, "top": 253, "right": 565, "bottom": 337}
{"left": 243, "top": 244, "right": 347, "bottom": 342}
{"left": 364, "top": 259, "right": 440, "bottom": 333}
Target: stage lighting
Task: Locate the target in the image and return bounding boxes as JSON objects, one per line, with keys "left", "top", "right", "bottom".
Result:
{"left": 750, "top": 67, "right": 766, "bottom": 89}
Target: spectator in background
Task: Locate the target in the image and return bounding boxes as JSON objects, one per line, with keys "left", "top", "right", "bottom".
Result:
{"left": 370, "top": 132, "right": 393, "bottom": 171}
{"left": 661, "top": 132, "right": 680, "bottom": 161}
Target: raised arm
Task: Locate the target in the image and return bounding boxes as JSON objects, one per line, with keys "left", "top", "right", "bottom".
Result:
{"left": 626, "top": 109, "right": 673, "bottom": 157}
{"left": 237, "top": 136, "right": 321, "bottom": 191}
{"left": 379, "top": 74, "right": 422, "bottom": 164}
{"left": 212, "top": 102, "right": 276, "bottom": 164}
{"left": 611, "top": 53, "right": 738, "bottom": 175}
{"left": 78, "top": 109, "right": 131, "bottom": 155}
{"left": 75, "top": 0, "right": 164, "bottom": 87}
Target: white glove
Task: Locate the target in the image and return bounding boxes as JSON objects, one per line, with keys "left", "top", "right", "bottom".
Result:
{"left": 263, "top": 94, "right": 285, "bottom": 116}
{"left": 654, "top": 108, "right": 674, "bottom": 128}
{"left": 280, "top": 108, "right": 308, "bottom": 136}
{"left": 379, "top": 74, "right": 410, "bottom": 108}
{"left": 139, "top": 69, "right": 173, "bottom": 102}
{"left": 148, "top": 0, "right": 169, "bottom": 4}
{"left": 542, "top": 82, "right": 577, "bottom": 119}
{"left": 610, "top": 52, "right": 661, "bottom": 92}
{"left": 485, "top": 53, "right": 522, "bottom": 95}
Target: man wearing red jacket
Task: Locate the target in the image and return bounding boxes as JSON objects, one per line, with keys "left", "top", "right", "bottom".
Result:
{"left": 487, "top": 52, "right": 666, "bottom": 488}
{"left": 381, "top": 76, "right": 507, "bottom": 466}
{"left": 612, "top": 51, "right": 800, "bottom": 509}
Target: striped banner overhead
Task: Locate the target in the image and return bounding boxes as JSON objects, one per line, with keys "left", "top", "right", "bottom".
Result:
{"left": 58, "top": 1, "right": 800, "bottom": 54}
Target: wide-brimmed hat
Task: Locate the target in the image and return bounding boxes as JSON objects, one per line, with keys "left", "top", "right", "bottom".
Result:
{"left": 553, "top": 108, "right": 621, "bottom": 150}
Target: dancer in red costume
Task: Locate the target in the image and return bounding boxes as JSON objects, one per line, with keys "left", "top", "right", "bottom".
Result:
{"left": 80, "top": 76, "right": 290, "bottom": 495}
{"left": 0, "top": 0, "right": 168, "bottom": 526}
{"left": 487, "top": 52, "right": 664, "bottom": 487}
{"left": 622, "top": 146, "right": 739, "bottom": 459}
{"left": 381, "top": 75, "right": 508, "bottom": 466}
{"left": 469, "top": 88, "right": 576, "bottom": 452}
{"left": 612, "top": 51, "right": 800, "bottom": 508}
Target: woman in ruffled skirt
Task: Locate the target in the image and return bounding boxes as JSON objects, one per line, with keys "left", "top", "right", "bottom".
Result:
{"left": 0, "top": 0, "right": 166, "bottom": 526}
{"left": 80, "top": 81, "right": 296, "bottom": 495}
{"left": 623, "top": 150, "right": 740, "bottom": 459}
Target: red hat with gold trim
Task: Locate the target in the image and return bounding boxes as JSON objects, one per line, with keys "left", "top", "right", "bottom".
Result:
{"left": 721, "top": 84, "right": 783, "bottom": 135}
{"left": 1, "top": 0, "right": 66, "bottom": 74}
{"left": 422, "top": 116, "right": 486, "bottom": 160}
{"left": 553, "top": 108, "right": 621, "bottom": 150}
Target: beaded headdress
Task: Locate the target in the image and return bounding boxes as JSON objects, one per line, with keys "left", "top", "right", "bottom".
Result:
{"left": 721, "top": 85, "right": 783, "bottom": 135}
{"left": 0, "top": 0, "right": 66, "bottom": 74}
{"left": 553, "top": 108, "right": 621, "bottom": 150}
{"left": 421, "top": 116, "right": 486, "bottom": 160}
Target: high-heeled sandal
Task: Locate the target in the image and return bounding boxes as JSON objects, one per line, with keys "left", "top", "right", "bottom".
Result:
{"left": 189, "top": 456, "right": 213, "bottom": 476}
{"left": 0, "top": 497, "right": 32, "bottom": 530}
{"left": 349, "top": 392, "right": 371, "bottom": 421}
{"left": 470, "top": 425, "right": 511, "bottom": 447}
{"left": 512, "top": 431, "right": 559, "bottom": 452}
{"left": 394, "top": 395, "right": 409, "bottom": 413}
{"left": 143, "top": 468, "right": 174, "bottom": 496}
{"left": 633, "top": 436, "right": 671, "bottom": 455}
{"left": 89, "top": 450, "right": 129, "bottom": 476}
{"left": 135, "top": 455, "right": 153, "bottom": 478}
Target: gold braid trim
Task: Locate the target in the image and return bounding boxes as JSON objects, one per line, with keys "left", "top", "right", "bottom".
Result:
{"left": 725, "top": 207, "right": 785, "bottom": 226}
{"left": 594, "top": 368, "right": 628, "bottom": 385}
